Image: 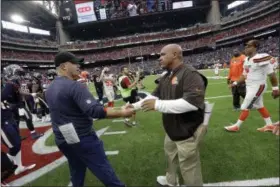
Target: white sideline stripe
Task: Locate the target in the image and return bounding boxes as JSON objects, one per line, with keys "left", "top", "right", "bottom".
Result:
{"left": 104, "top": 131, "right": 127, "bottom": 135}
{"left": 206, "top": 76, "right": 228, "bottom": 79}
{"left": 208, "top": 82, "right": 226, "bottom": 85}
{"left": 206, "top": 91, "right": 271, "bottom": 100}
{"left": 105, "top": 151, "right": 119, "bottom": 155}
{"left": 204, "top": 177, "right": 279, "bottom": 186}
{"left": 9, "top": 150, "right": 119, "bottom": 186}
{"left": 112, "top": 119, "right": 125, "bottom": 123}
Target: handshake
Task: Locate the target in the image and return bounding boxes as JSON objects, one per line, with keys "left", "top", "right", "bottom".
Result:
{"left": 118, "top": 99, "right": 157, "bottom": 118}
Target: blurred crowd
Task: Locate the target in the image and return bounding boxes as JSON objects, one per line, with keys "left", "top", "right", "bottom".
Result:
{"left": 215, "top": 13, "right": 279, "bottom": 40}
{"left": 1, "top": 33, "right": 57, "bottom": 47}
{"left": 61, "top": 23, "right": 215, "bottom": 50}
{"left": 104, "top": 36, "right": 279, "bottom": 73}
{"left": 2, "top": 12, "right": 279, "bottom": 62}
{"left": 1, "top": 50, "right": 55, "bottom": 61}
{"left": 7, "top": 36, "right": 278, "bottom": 77}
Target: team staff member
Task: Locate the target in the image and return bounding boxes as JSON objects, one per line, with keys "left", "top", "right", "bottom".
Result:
{"left": 45, "top": 51, "right": 135, "bottom": 187}
{"left": 92, "top": 74, "right": 104, "bottom": 104}
{"left": 227, "top": 49, "right": 246, "bottom": 110}
{"left": 127, "top": 44, "right": 208, "bottom": 186}
{"left": 118, "top": 66, "right": 139, "bottom": 126}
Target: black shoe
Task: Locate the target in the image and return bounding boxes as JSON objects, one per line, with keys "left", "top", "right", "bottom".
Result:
{"left": 233, "top": 107, "right": 240, "bottom": 111}
{"left": 20, "top": 136, "right": 27, "bottom": 141}
{"left": 31, "top": 132, "right": 44, "bottom": 140}
{"left": 1, "top": 165, "right": 18, "bottom": 181}
{"left": 124, "top": 120, "right": 133, "bottom": 128}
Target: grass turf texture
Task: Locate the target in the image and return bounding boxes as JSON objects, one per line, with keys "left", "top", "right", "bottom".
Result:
{"left": 32, "top": 69, "right": 279, "bottom": 186}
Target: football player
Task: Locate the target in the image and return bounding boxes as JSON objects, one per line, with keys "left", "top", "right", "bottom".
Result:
{"left": 92, "top": 74, "right": 104, "bottom": 104}
{"left": 225, "top": 40, "right": 279, "bottom": 132}
{"left": 32, "top": 73, "right": 50, "bottom": 122}
{"left": 214, "top": 62, "right": 219, "bottom": 76}
{"left": 1, "top": 64, "right": 36, "bottom": 175}
{"left": 47, "top": 69, "right": 57, "bottom": 81}
{"left": 19, "top": 77, "right": 43, "bottom": 139}
{"left": 100, "top": 67, "right": 115, "bottom": 107}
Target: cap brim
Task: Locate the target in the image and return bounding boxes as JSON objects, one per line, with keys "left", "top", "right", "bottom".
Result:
{"left": 70, "top": 57, "right": 84, "bottom": 65}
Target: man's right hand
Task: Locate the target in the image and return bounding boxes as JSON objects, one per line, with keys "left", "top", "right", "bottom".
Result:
{"left": 121, "top": 108, "right": 135, "bottom": 117}
{"left": 227, "top": 79, "right": 231, "bottom": 85}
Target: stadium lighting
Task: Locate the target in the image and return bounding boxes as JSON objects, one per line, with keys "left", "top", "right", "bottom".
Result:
{"left": 33, "top": 1, "right": 43, "bottom": 4}
{"left": 227, "top": 0, "right": 249, "bottom": 10}
{"left": 11, "top": 14, "right": 25, "bottom": 23}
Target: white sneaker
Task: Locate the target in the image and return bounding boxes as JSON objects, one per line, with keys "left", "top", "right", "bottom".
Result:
{"left": 157, "top": 176, "right": 179, "bottom": 186}
{"left": 1, "top": 182, "right": 10, "bottom": 186}
{"left": 32, "top": 114, "right": 39, "bottom": 122}
{"left": 41, "top": 116, "right": 47, "bottom": 122}
{"left": 45, "top": 115, "right": 51, "bottom": 122}
{"left": 14, "top": 164, "right": 36, "bottom": 175}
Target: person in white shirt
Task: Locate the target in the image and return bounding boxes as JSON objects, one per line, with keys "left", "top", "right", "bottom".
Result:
{"left": 127, "top": 1, "right": 138, "bottom": 17}
{"left": 214, "top": 63, "right": 219, "bottom": 76}
{"left": 100, "top": 67, "right": 115, "bottom": 107}
{"left": 225, "top": 40, "right": 279, "bottom": 132}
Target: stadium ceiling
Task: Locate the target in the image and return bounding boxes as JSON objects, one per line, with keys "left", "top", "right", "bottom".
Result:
{"left": 1, "top": 0, "right": 58, "bottom": 31}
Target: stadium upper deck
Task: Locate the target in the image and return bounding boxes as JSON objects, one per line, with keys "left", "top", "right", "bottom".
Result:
{"left": 1, "top": 1, "right": 279, "bottom": 68}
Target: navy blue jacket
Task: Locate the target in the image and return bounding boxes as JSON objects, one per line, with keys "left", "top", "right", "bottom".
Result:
{"left": 45, "top": 76, "right": 106, "bottom": 145}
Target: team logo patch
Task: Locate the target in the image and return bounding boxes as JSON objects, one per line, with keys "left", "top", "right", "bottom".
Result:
{"left": 171, "top": 76, "right": 178, "bottom": 85}
{"left": 86, "top": 99, "right": 92, "bottom": 104}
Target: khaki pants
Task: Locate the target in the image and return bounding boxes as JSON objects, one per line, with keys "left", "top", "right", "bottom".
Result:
{"left": 164, "top": 125, "right": 207, "bottom": 186}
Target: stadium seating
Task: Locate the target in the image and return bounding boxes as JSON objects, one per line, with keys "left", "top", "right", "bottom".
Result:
{"left": 1, "top": 11, "right": 279, "bottom": 66}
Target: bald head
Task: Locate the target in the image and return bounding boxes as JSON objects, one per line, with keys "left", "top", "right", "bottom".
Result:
{"left": 162, "top": 44, "right": 183, "bottom": 59}
{"left": 159, "top": 44, "right": 183, "bottom": 70}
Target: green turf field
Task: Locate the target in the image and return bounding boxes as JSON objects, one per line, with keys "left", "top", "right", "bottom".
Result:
{"left": 31, "top": 69, "right": 279, "bottom": 186}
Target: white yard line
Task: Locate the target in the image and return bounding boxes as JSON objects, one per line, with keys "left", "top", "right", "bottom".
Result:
{"left": 208, "top": 82, "right": 226, "bottom": 85}
{"left": 112, "top": 119, "right": 125, "bottom": 123}
{"left": 104, "top": 131, "right": 127, "bottom": 135}
{"left": 206, "top": 91, "right": 271, "bottom": 100}
{"left": 204, "top": 177, "right": 279, "bottom": 186}
{"left": 67, "top": 177, "right": 280, "bottom": 187}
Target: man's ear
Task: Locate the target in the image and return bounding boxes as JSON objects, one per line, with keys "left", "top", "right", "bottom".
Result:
{"left": 60, "top": 63, "right": 67, "bottom": 70}
{"left": 173, "top": 52, "right": 177, "bottom": 58}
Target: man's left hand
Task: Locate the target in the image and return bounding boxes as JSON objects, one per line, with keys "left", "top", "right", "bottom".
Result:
{"left": 272, "top": 89, "right": 280, "bottom": 99}
{"left": 141, "top": 99, "right": 156, "bottom": 112}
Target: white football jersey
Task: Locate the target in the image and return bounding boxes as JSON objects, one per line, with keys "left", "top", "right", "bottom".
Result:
{"left": 243, "top": 53, "right": 274, "bottom": 86}
{"left": 102, "top": 74, "right": 114, "bottom": 92}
